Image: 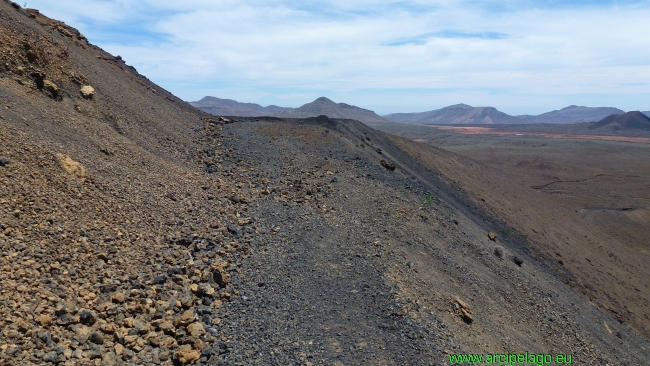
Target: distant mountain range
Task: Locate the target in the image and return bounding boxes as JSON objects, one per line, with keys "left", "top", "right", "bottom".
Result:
{"left": 589, "top": 111, "right": 650, "bottom": 131}
{"left": 517, "top": 105, "right": 624, "bottom": 124}
{"left": 190, "top": 96, "right": 388, "bottom": 124}
{"left": 272, "top": 97, "right": 388, "bottom": 124}
{"left": 189, "top": 96, "right": 292, "bottom": 117}
{"left": 190, "top": 96, "right": 647, "bottom": 126}
{"left": 383, "top": 104, "right": 522, "bottom": 125}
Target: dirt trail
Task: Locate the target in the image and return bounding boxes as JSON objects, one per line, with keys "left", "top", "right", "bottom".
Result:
{"left": 207, "top": 117, "right": 650, "bottom": 365}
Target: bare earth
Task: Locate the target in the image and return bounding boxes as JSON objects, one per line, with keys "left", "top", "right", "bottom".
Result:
{"left": 435, "top": 126, "right": 650, "bottom": 144}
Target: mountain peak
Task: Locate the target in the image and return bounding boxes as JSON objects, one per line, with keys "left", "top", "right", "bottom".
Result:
{"left": 446, "top": 103, "right": 472, "bottom": 109}
{"left": 314, "top": 96, "right": 334, "bottom": 103}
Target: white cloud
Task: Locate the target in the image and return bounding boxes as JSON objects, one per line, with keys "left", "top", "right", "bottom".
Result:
{"left": 24, "top": 0, "right": 650, "bottom": 114}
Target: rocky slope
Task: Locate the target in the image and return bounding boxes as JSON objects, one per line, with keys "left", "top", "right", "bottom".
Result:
{"left": 272, "top": 97, "right": 389, "bottom": 124}
{"left": 383, "top": 104, "right": 523, "bottom": 125}
{"left": 189, "top": 96, "right": 291, "bottom": 118}
{"left": 518, "top": 105, "right": 625, "bottom": 124}
{"left": 1, "top": 2, "right": 650, "bottom": 366}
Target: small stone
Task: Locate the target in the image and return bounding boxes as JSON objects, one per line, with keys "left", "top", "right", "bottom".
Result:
{"left": 455, "top": 297, "right": 473, "bottom": 324}
{"left": 101, "top": 351, "right": 120, "bottom": 366}
{"left": 154, "top": 319, "right": 176, "bottom": 336}
{"left": 226, "top": 225, "right": 239, "bottom": 238}
{"left": 80, "top": 310, "right": 97, "bottom": 326}
{"left": 55, "top": 302, "right": 71, "bottom": 316}
{"left": 38, "top": 314, "right": 53, "bottom": 326}
{"left": 488, "top": 232, "right": 498, "bottom": 241}
{"left": 493, "top": 245, "right": 504, "bottom": 259}
{"left": 175, "top": 344, "right": 200, "bottom": 365}
{"left": 43, "top": 79, "right": 59, "bottom": 98}
{"left": 74, "top": 325, "right": 92, "bottom": 344}
{"left": 153, "top": 275, "right": 167, "bottom": 285}
{"left": 114, "top": 344, "right": 124, "bottom": 355}
{"left": 197, "top": 283, "right": 215, "bottom": 297}
{"left": 186, "top": 322, "right": 205, "bottom": 337}
{"left": 331, "top": 177, "right": 338, "bottom": 183}
{"left": 174, "top": 310, "right": 195, "bottom": 327}
{"left": 56, "top": 313, "right": 76, "bottom": 325}
{"left": 89, "top": 331, "right": 104, "bottom": 344}
{"left": 0, "top": 157, "right": 9, "bottom": 167}
{"left": 213, "top": 268, "right": 230, "bottom": 288}
{"left": 111, "top": 292, "right": 126, "bottom": 303}
{"left": 513, "top": 256, "right": 523, "bottom": 267}
{"left": 133, "top": 319, "right": 150, "bottom": 334}
{"left": 380, "top": 160, "right": 396, "bottom": 171}
{"left": 43, "top": 351, "right": 58, "bottom": 363}
{"left": 80, "top": 85, "right": 94, "bottom": 99}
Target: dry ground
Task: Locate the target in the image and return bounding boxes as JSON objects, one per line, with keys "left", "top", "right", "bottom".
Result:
{"left": 370, "top": 121, "right": 650, "bottom": 341}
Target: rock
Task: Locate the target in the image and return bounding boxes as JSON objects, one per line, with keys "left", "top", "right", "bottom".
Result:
{"left": 80, "top": 85, "right": 95, "bottom": 99}
{"left": 493, "top": 245, "right": 504, "bottom": 259}
{"left": 43, "top": 79, "right": 60, "bottom": 98}
{"left": 111, "top": 292, "right": 126, "bottom": 303}
{"left": 74, "top": 325, "right": 92, "bottom": 344}
{"left": 455, "top": 297, "right": 473, "bottom": 324}
{"left": 197, "top": 283, "right": 215, "bottom": 297}
{"left": 488, "top": 232, "right": 498, "bottom": 241}
{"left": 114, "top": 344, "right": 124, "bottom": 355}
{"left": 37, "top": 314, "right": 53, "bottom": 326}
{"left": 87, "top": 344, "right": 102, "bottom": 359}
{"left": 80, "top": 310, "right": 97, "bottom": 326}
{"left": 153, "top": 275, "right": 167, "bottom": 285}
{"left": 331, "top": 177, "right": 338, "bottom": 183}
{"left": 43, "top": 351, "right": 58, "bottom": 363}
{"left": 0, "top": 157, "right": 9, "bottom": 167}
{"left": 133, "top": 319, "right": 150, "bottom": 334}
{"left": 36, "top": 331, "right": 52, "bottom": 345}
{"left": 154, "top": 319, "right": 176, "bottom": 335}
{"left": 55, "top": 302, "right": 72, "bottom": 316}
{"left": 513, "top": 256, "right": 523, "bottom": 267}
{"left": 89, "top": 331, "right": 104, "bottom": 344}
{"left": 380, "top": 160, "right": 396, "bottom": 171}
{"left": 175, "top": 344, "right": 201, "bottom": 365}
{"left": 213, "top": 268, "right": 230, "bottom": 288}
{"left": 174, "top": 309, "right": 195, "bottom": 327}
{"left": 56, "top": 313, "right": 76, "bottom": 325}
{"left": 227, "top": 225, "right": 239, "bottom": 238}
{"left": 186, "top": 322, "right": 205, "bottom": 337}
{"left": 56, "top": 153, "right": 87, "bottom": 181}
{"left": 101, "top": 351, "right": 121, "bottom": 366}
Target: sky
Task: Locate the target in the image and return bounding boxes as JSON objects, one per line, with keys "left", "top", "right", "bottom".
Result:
{"left": 24, "top": 0, "right": 650, "bottom": 115}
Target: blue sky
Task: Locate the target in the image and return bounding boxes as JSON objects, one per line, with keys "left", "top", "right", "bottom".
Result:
{"left": 25, "top": 0, "right": 650, "bottom": 115}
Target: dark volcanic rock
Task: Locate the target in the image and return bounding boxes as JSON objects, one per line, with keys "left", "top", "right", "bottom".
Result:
{"left": 590, "top": 111, "right": 650, "bottom": 131}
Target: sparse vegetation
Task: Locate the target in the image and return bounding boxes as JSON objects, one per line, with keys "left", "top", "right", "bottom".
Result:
{"left": 501, "top": 227, "right": 513, "bottom": 237}
{"left": 422, "top": 193, "right": 433, "bottom": 206}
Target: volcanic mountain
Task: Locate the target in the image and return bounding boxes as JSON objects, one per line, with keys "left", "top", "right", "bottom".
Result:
{"left": 189, "top": 96, "right": 292, "bottom": 117}
{"left": 383, "top": 104, "right": 524, "bottom": 125}
{"left": 272, "top": 96, "right": 389, "bottom": 124}
{"left": 1, "top": 2, "right": 649, "bottom": 365}
{"left": 517, "top": 105, "right": 624, "bottom": 124}
{"left": 589, "top": 111, "right": 650, "bottom": 131}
